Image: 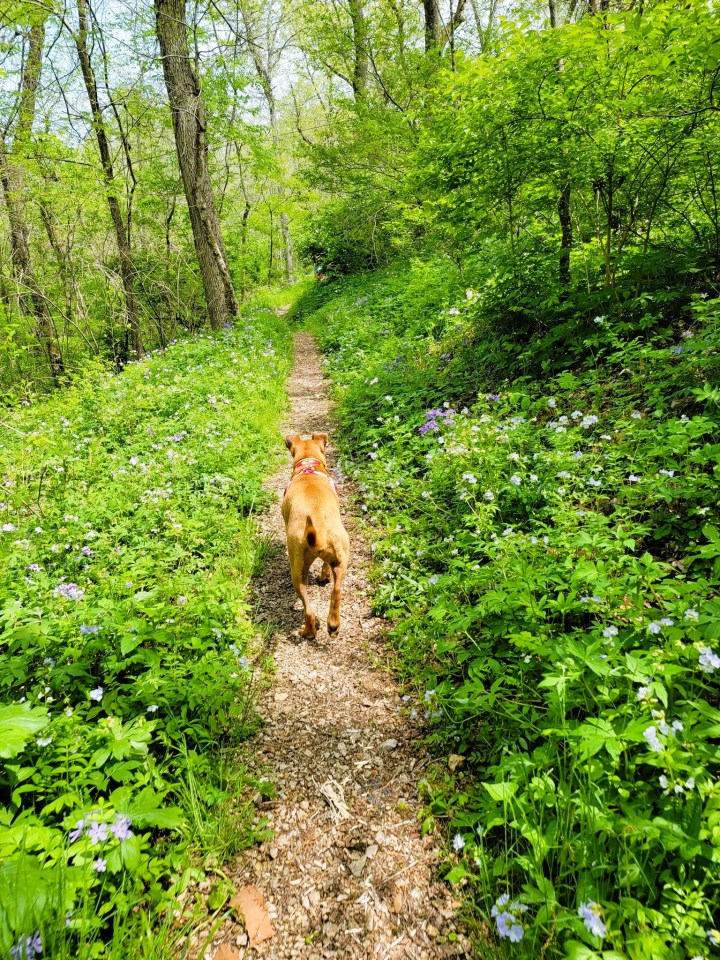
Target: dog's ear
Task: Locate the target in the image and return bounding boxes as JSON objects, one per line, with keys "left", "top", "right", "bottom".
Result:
{"left": 284, "top": 433, "right": 301, "bottom": 455}
{"left": 312, "top": 432, "right": 328, "bottom": 452}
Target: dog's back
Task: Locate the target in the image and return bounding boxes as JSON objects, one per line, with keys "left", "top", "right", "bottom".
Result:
{"left": 282, "top": 432, "right": 350, "bottom": 637}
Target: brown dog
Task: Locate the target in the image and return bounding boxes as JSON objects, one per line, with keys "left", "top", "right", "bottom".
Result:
{"left": 281, "top": 431, "right": 350, "bottom": 638}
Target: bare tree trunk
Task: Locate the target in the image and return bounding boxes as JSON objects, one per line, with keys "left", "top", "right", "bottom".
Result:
{"left": 75, "top": 0, "right": 143, "bottom": 359}
{"left": 348, "top": 0, "right": 369, "bottom": 103}
{"left": 281, "top": 212, "right": 294, "bottom": 284}
{"left": 154, "top": 0, "right": 238, "bottom": 329}
{"left": 558, "top": 182, "right": 572, "bottom": 289}
{"left": 0, "top": 21, "right": 64, "bottom": 382}
{"left": 423, "top": 0, "right": 467, "bottom": 53}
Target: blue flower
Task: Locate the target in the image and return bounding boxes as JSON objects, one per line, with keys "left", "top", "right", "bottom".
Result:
{"left": 110, "top": 815, "right": 133, "bottom": 841}
{"left": 578, "top": 901, "right": 606, "bottom": 938}
{"left": 87, "top": 820, "right": 109, "bottom": 845}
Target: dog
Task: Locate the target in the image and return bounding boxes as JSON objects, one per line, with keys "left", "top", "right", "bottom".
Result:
{"left": 281, "top": 431, "right": 350, "bottom": 638}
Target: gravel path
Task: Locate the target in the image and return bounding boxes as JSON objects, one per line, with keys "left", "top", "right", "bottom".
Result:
{"left": 212, "top": 332, "right": 470, "bottom": 960}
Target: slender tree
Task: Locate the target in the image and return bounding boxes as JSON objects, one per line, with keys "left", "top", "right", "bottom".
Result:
{"left": 75, "top": 0, "right": 143, "bottom": 359}
{"left": 154, "top": 0, "right": 239, "bottom": 327}
{"left": 0, "top": 18, "right": 64, "bottom": 381}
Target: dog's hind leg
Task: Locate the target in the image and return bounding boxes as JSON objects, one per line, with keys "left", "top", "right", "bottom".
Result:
{"left": 327, "top": 560, "right": 347, "bottom": 636}
{"left": 291, "top": 547, "right": 317, "bottom": 638}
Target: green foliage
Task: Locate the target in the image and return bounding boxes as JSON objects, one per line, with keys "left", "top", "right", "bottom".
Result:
{"left": 0, "top": 309, "right": 291, "bottom": 957}
{"left": 303, "top": 262, "right": 720, "bottom": 959}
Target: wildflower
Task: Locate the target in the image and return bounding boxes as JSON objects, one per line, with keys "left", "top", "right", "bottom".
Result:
{"left": 81, "top": 546, "right": 94, "bottom": 556}
{"left": 2, "top": 523, "right": 17, "bottom": 532}
{"left": 36, "top": 736, "right": 53, "bottom": 747}
{"left": 707, "top": 929, "right": 720, "bottom": 947}
{"left": 10, "top": 931, "right": 42, "bottom": 959}
{"left": 631, "top": 411, "right": 642, "bottom": 420}
{"left": 419, "top": 421, "right": 438, "bottom": 435}
{"left": 571, "top": 451, "right": 583, "bottom": 460}
{"left": 509, "top": 452, "right": 520, "bottom": 461}
{"left": 176, "top": 595, "right": 188, "bottom": 606}
{"left": 699, "top": 646, "right": 720, "bottom": 673}
{"left": 581, "top": 415, "right": 599, "bottom": 428}
{"left": 659, "top": 774, "right": 669, "bottom": 791}
{"left": 462, "top": 473, "right": 477, "bottom": 484}
{"left": 530, "top": 474, "right": 538, "bottom": 482}
{"left": 483, "top": 490, "right": 494, "bottom": 500}
{"left": 129, "top": 456, "right": 139, "bottom": 466}
{"left": 587, "top": 478, "right": 601, "bottom": 487}
{"left": 636, "top": 686, "right": 650, "bottom": 701}
{"left": 428, "top": 575, "right": 439, "bottom": 585}
{"left": 627, "top": 475, "right": 641, "bottom": 483}
{"left": 93, "top": 857, "right": 107, "bottom": 873}
{"left": 69, "top": 819, "right": 86, "bottom": 842}
{"left": 89, "top": 686, "right": 104, "bottom": 702}
{"left": 27, "top": 563, "right": 42, "bottom": 572}
{"left": 557, "top": 471, "right": 571, "bottom": 479}
{"left": 496, "top": 912, "right": 524, "bottom": 942}
{"left": 602, "top": 626, "right": 618, "bottom": 639}
{"left": 593, "top": 316, "right": 605, "bottom": 325}
{"left": 54, "top": 582, "right": 84, "bottom": 601}
{"left": 503, "top": 528, "right": 514, "bottom": 537}
{"left": 110, "top": 815, "right": 133, "bottom": 841}
{"left": 491, "top": 895, "right": 527, "bottom": 942}
{"left": 659, "top": 469, "right": 675, "bottom": 477}
{"left": 452, "top": 833, "right": 465, "bottom": 851}
{"left": 685, "top": 609, "right": 699, "bottom": 622}
{"left": 80, "top": 624, "right": 100, "bottom": 635}
{"left": 87, "top": 820, "right": 109, "bottom": 845}
{"left": 147, "top": 704, "right": 159, "bottom": 713}
{"left": 671, "top": 719, "right": 683, "bottom": 733}
{"left": 578, "top": 902, "right": 607, "bottom": 939}
{"left": 659, "top": 617, "right": 674, "bottom": 627}
{"left": 424, "top": 689, "right": 436, "bottom": 701}
{"left": 510, "top": 475, "right": 521, "bottom": 486}
{"left": 643, "top": 726, "right": 663, "bottom": 753}
{"left": 647, "top": 622, "right": 662, "bottom": 634}
{"left": 486, "top": 394, "right": 500, "bottom": 401}
{"left": 547, "top": 397, "right": 557, "bottom": 408}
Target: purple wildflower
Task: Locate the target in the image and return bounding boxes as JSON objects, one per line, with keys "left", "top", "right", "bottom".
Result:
{"left": 419, "top": 421, "right": 439, "bottom": 435}
{"left": 80, "top": 624, "right": 100, "bottom": 635}
{"left": 93, "top": 857, "right": 107, "bottom": 873}
{"left": 110, "top": 815, "right": 133, "bottom": 841}
{"left": 54, "top": 582, "right": 84, "bottom": 601}
{"left": 69, "top": 819, "right": 86, "bottom": 842}
{"left": 87, "top": 820, "right": 109, "bottom": 845}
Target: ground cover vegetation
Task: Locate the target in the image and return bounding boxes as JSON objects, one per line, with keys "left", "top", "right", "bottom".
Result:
{"left": 291, "top": 0, "right": 720, "bottom": 955}
{"left": 3, "top": 0, "right": 720, "bottom": 956}
{"left": 0, "top": 304, "right": 290, "bottom": 957}
{"left": 303, "top": 263, "right": 720, "bottom": 959}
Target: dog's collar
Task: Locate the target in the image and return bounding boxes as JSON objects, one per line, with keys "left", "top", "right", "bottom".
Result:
{"left": 285, "top": 457, "right": 338, "bottom": 497}
{"left": 292, "top": 456, "right": 326, "bottom": 471}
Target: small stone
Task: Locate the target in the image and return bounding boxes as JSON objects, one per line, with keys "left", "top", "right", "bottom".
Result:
{"left": 448, "top": 754, "right": 465, "bottom": 773}
{"left": 380, "top": 739, "right": 398, "bottom": 751}
{"left": 427, "top": 924, "right": 440, "bottom": 938}
{"left": 269, "top": 847, "right": 278, "bottom": 860}
{"left": 365, "top": 844, "right": 379, "bottom": 859}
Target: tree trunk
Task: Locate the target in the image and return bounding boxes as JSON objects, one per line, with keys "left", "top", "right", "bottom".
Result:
{"left": 0, "top": 21, "right": 64, "bottom": 382}
{"left": 423, "top": 0, "right": 467, "bottom": 53}
{"left": 281, "top": 212, "right": 294, "bottom": 284}
{"left": 155, "top": 0, "right": 238, "bottom": 329}
{"left": 75, "top": 0, "right": 143, "bottom": 359}
{"left": 348, "top": 0, "right": 369, "bottom": 103}
{"left": 558, "top": 182, "right": 572, "bottom": 289}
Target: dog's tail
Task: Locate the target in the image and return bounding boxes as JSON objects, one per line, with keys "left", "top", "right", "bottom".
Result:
{"left": 305, "top": 516, "right": 322, "bottom": 550}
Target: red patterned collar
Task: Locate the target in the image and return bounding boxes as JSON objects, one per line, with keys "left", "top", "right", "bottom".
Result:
{"left": 285, "top": 457, "right": 338, "bottom": 496}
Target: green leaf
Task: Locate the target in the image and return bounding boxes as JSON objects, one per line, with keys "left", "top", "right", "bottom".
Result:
{"left": 482, "top": 781, "right": 518, "bottom": 802}
{"left": 0, "top": 704, "right": 49, "bottom": 759}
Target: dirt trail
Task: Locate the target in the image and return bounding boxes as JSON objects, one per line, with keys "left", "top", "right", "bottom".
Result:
{"left": 221, "top": 333, "right": 469, "bottom": 959}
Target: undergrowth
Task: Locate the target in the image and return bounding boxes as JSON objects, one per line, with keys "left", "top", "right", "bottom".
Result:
{"left": 0, "top": 303, "right": 291, "bottom": 957}
{"left": 301, "top": 261, "right": 720, "bottom": 960}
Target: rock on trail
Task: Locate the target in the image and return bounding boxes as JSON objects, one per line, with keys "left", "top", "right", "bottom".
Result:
{"left": 208, "top": 333, "right": 469, "bottom": 959}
